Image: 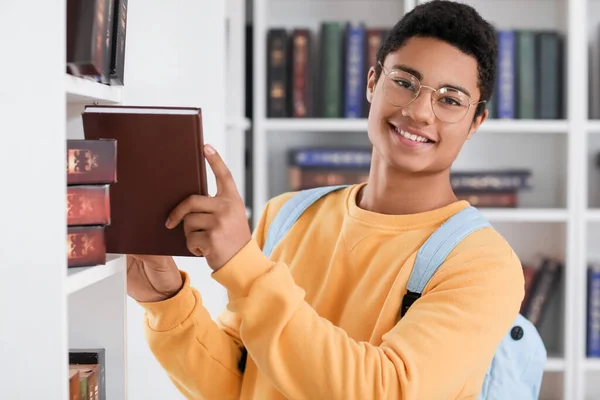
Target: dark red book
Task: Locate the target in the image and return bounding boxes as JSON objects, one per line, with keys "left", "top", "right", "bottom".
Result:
{"left": 67, "top": 139, "right": 117, "bottom": 185}
{"left": 82, "top": 105, "right": 208, "bottom": 257}
{"left": 67, "top": 185, "right": 111, "bottom": 226}
{"left": 67, "top": 226, "right": 106, "bottom": 267}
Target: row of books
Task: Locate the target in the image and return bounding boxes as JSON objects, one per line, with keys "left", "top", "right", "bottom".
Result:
{"left": 520, "top": 258, "right": 600, "bottom": 359}
{"left": 67, "top": 139, "right": 116, "bottom": 268}
{"left": 265, "top": 23, "right": 564, "bottom": 120}
{"left": 69, "top": 348, "right": 106, "bottom": 400}
{"left": 286, "top": 148, "right": 532, "bottom": 207}
{"left": 521, "top": 258, "right": 562, "bottom": 330}
{"left": 66, "top": 0, "right": 128, "bottom": 86}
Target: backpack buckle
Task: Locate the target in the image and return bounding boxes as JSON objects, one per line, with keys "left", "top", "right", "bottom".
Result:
{"left": 400, "top": 290, "right": 422, "bottom": 318}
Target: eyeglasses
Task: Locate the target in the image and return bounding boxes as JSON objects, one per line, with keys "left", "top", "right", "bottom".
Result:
{"left": 377, "top": 62, "right": 485, "bottom": 124}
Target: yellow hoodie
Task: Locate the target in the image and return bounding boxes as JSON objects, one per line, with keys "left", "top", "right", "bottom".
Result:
{"left": 139, "top": 183, "right": 524, "bottom": 400}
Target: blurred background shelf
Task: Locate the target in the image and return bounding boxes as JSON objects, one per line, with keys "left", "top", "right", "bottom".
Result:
{"left": 546, "top": 357, "right": 566, "bottom": 372}
{"left": 263, "top": 118, "right": 569, "bottom": 134}
{"left": 589, "top": 120, "right": 600, "bottom": 134}
{"left": 482, "top": 208, "right": 568, "bottom": 222}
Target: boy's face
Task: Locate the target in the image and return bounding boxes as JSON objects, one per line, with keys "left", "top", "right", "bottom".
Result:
{"left": 366, "top": 36, "right": 487, "bottom": 174}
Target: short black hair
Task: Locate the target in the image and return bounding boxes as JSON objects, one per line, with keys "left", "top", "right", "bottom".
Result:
{"left": 375, "top": 0, "right": 497, "bottom": 119}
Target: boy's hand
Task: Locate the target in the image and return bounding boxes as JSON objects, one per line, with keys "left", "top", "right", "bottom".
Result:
{"left": 165, "top": 144, "right": 252, "bottom": 272}
{"left": 126, "top": 254, "right": 183, "bottom": 303}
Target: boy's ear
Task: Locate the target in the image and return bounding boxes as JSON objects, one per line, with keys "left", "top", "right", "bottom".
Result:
{"left": 467, "top": 108, "right": 488, "bottom": 140}
{"left": 366, "top": 67, "right": 376, "bottom": 103}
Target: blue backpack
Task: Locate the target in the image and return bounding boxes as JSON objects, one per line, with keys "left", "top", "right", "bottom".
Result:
{"left": 260, "top": 185, "right": 547, "bottom": 399}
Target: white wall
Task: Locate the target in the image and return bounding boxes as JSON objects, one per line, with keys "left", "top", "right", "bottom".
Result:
{"left": 121, "top": 1, "right": 229, "bottom": 399}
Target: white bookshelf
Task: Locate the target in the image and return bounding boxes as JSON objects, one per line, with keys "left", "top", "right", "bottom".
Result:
{"left": 67, "top": 254, "right": 126, "bottom": 295}
{"left": 1, "top": 1, "right": 230, "bottom": 399}
{"left": 65, "top": 73, "right": 123, "bottom": 104}
{"left": 264, "top": 118, "right": 569, "bottom": 134}
{"left": 250, "top": 0, "right": 595, "bottom": 398}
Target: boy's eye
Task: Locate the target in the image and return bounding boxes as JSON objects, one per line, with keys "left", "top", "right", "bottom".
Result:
{"left": 439, "top": 97, "right": 462, "bottom": 107}
{"left": 393, "top": 79, "right": 415, "bottom": 90}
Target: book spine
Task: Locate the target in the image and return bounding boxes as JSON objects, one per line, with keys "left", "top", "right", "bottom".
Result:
{"left": 520, "top": 265, "right": 538, "bottom": 313}
{"left": 516, "top": 30, "right": 537, "bottom": 119}
{"left": 291, "top": 29, "right": 311, "bottom": 118}
{"left": 67, "top": 226, "right": 106, "bottom": 268}
{"left": 523, "top": 258, "right": 562, "bottom": 327}
{"left": 67, "top": 139, "right": 117, "bottom": 185}
{"left": 588, "top": 265, "right": 600, "bottom": 357}
{"left": 537, "top": 32, "right": 563, "bottom": 119}
{"left": 321, "top": 22, "right": 342, "bottom": 118}
{"left": 67, "top": 185, "right": 111, "bottom": 226}
{"left": 456, "top": 192, "right": 518, "bottom": 207}
{"left": 288, "top": 168, "right": 369, "bottom": 191}
{"left": 69, "top": 370, "right": 80, "bottom": 400}
{"left": 289, "top": 148, "right": 372, "bottom": 169}
{"left": 69, "top": 349, "right": 106, "bottom": 400}
{"left": 497, "top": 30, "right": 516, "bottom": 119}
{"left": 344, "top": 23, "right": 365, "bottom": 118}
{"left": 266, "top": 29, "right": 289, "bottom": 117}
{"left": 110, "top": 0, "right": 128, "bottom": 85}
{"left": 362, "top": 28, "right": 384, "bottom": 117}
{"left": 100, "top": 0, "right": 115, "bottom": 84}
{"left": 450, "top": 171, "right": 531, "bottom": 192}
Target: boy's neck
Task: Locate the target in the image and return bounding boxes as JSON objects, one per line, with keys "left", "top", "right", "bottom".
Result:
{"left": 357, "top": 161, "right": 459, "bottom": 216}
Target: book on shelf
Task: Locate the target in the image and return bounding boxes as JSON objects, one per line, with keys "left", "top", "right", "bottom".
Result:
{"left": 66, "top": 139, "right": 117, "bottom": 268}
{"left": 82, "top": 105, "right": 208, "bottom": 257}
{"left": 520, "top": 258, "right": 563, "bottom": 328}
{"left": 285, "top": 147, "right": 532, "bottom": 207}
{"left": 69, "top": 348, "right": 105, "bottom": 400}
{"left": 66, "top": 0, "right": 128, "bottom": 85}
{"left": 587, "top": 263, "right": 600, "bottom": 358}
{"left": 266, "top": 23, "right": 564, "bottom": 121}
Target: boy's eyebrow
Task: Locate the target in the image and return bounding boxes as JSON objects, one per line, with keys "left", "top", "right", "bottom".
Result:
{"left": 391, "top": 64, "right": 423, "bottom": 80}
{"left": 390, "top": 63, "right": 473, "bottom": 98}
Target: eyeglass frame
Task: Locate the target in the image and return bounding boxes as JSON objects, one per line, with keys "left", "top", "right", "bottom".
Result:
{"left": 376, "top": 61, "right": 487, "bottom": 124}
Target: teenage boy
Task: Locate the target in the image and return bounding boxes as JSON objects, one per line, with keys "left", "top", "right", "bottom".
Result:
{"left": 126, "top": 1, "right": 525, "bottom": 398}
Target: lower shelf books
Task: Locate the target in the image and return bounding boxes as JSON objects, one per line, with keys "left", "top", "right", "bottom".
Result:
{"left": 286, "top": 147, "right": 533, "bottom": 208}
{"left": 66, "top": 139, "right": 116, "bottom": 268}
{"left": 69, "top": 348, "right": 106, "bottom": 400}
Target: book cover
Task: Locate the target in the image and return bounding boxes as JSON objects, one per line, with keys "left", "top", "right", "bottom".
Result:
{"left": 67, "top": 139, "right": 117, "bottom": 185}
{"left": 67, "top": 226, "right": 106, "bottom": 267}
{"left": 82, "top": 105, "right": 208, "bottom": 257}
{"left": 67, "top": 184, "right": 111, "bottom": 226}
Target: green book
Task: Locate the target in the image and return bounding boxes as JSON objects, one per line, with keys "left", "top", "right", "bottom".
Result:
{"left": 320, "top": 22, "right": 342, "bottom": 118}
{"left": 516, "top": 30, "right": 537, "bottom": 119}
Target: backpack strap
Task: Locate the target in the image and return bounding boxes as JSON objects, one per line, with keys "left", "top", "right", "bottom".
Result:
{"left": 400, "top": 206, "right": 491, "bottom": 318}
{"left": 262, "top": 184, "right": 349, "bottom": 257}
{"left": 238, "top": 184, "right": 348, "bottom": 374}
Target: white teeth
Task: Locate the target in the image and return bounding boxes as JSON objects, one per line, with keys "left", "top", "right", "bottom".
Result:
{"left": 395, "top": 127, "right": 429, "bottom": 143}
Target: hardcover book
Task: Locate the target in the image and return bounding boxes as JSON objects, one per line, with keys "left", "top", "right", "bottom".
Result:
{"left": 67, "top": 139, "right": 117, "bottom": 185}
{"left": 82, "top": 105, "right": 208, "bottom": 256}
{"left": 67, "top": 184, "right": 111, "bottom": 226}
{"left": 67, "top": 226, "right": 106, "bottom": 267}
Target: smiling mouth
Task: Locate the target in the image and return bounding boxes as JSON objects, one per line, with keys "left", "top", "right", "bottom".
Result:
{"left": 388, "top": 122, "right": 435, "bottom": 144}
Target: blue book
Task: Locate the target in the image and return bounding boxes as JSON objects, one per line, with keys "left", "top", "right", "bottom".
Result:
{"left": 289, "top": 148, "right": 372, "bottom": 169}
{"left": 588, "top": 264, "right": 600, "bottom": 357}
{"left": 497, "top": 30, "right": 516, "bottom": 119}
{"left": 344, "top": 23, "right": 366, "bottom": 118}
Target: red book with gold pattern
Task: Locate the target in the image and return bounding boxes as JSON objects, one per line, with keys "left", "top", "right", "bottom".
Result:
{"left": 67, "top": 226, "right": 106, "bottom": 268}
{"left": 67, "top": 185, "right": 111, "bottom": 226}
{"left": 67, "top": 139, "right": 117, "bottom": 185}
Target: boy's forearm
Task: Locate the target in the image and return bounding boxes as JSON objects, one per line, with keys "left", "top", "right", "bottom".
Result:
{"left": 139, "top": 271, "right": 243, "bottom": 400}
